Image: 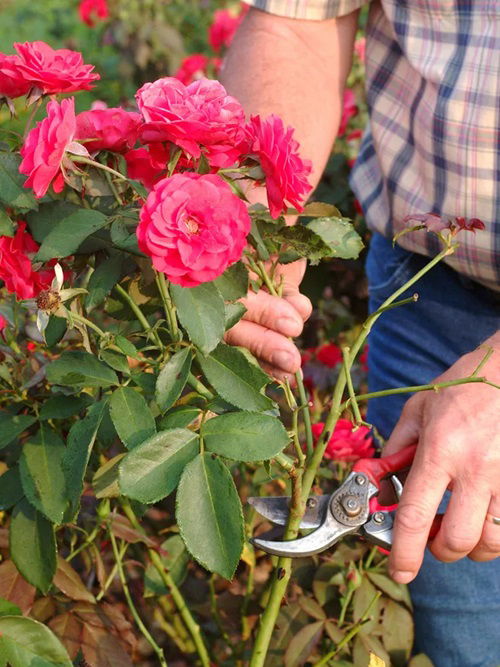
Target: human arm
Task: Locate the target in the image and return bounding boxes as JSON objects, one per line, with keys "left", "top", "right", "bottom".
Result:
{"left": 383, "top": 331, "right": 500, "bottom": 583}
{"left": 220, "top": 7, "right": 359, "bottom": 380}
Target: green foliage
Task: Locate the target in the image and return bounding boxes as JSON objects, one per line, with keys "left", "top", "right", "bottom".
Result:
{"left": 109, "top": 387, "right": 156, "bottom": 449}
{"left": 155, "top": 348, "right": 193, "bottom": 412}
{"left": 0, "top": 616, "right": 72, "bottom": 666}
{"left": 171, "top": 282, "right": 226, "bottom": 355}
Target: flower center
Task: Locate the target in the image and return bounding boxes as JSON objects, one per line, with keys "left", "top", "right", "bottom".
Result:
{"left": 184, "top": 216, "right": 199, "bottom": 235}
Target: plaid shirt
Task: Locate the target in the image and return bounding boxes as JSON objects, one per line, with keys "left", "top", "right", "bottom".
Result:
{"left": 242, "top": 0, "right": 500, "bottom": 290}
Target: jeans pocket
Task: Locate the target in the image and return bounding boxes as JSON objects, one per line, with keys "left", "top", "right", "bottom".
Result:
{"left": 366, "top": 233, "right": 415, "bottom": 303}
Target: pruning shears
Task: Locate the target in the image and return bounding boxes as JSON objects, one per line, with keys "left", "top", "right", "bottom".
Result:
{"left": 249, "top": 445, "right": 442, "bottom": 557}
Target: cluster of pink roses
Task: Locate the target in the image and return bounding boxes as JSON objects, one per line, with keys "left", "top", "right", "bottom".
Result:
{"left": 4, "top": 41, "right": 312, "bottom": 288}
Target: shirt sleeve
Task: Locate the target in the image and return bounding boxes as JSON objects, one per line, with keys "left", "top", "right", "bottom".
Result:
{"left": 241, "top": 0, "right": 370, "bottom": 21}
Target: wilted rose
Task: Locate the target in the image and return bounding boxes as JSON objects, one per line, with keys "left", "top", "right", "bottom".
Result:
{"left": 14, "top": 41, "right": 99, "bottom": 94}
{"left": 312, "top": 419, "right": 374, "bottom": 462}
{"left": 136, "top": 172, "right": 251, "bottom": 287}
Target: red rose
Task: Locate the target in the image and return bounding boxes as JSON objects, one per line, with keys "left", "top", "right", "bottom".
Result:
{"left": 316, "top": 343, "right": 343, "bottom": 368}
{"left": 78, "top": 0, "right": 110, "bottom": 27}
{"left": 14, "top": 41, "right": 99, "bottom": 94}
{"left": 0, "top": 54, "right": 31, "bottom": 99}
{"left": 208, "top": 7, "right": 248, "bottom": 53}
{"left": 124, "top": 144, "right": 170, "bottom": 189}
{"left": 136, "top": 77, "right": 246, "bottom": 167}
{"left": 20, "top": 97, "right": 82, "bottom": 199}
{"left": 312, "top": 419, "right": 374, "bottom": 462}
{"left": 245, "top": 114, "right": 312, "bottom": 218}
{"left": 338, "top": 89, "right": 357, "bottom": 136}
{"left": 0, "top": 222, "right": 53, "bottom": 300}
{"left": 75, "top": 108, "right": 142, "bottom": 154}
{"left": 174, "top": 54, "right": 211, "bottom": 85}
{"left": 0, "top": 314, "right": 7, "bottom": 339}
{"left": 136, "top": 172, "right": 251, "bottom": 287}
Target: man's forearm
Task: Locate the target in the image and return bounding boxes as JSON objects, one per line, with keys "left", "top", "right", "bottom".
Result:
{"left": 220, "top": 8, "right": 359, "bottom": 189}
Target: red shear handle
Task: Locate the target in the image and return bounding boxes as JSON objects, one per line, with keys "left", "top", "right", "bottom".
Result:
{"left": 352, "top": 444, "right": 418, "bottom": 488}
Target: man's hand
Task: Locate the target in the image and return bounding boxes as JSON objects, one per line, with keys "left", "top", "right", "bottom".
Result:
{"left": 383, "top": 334, "right": 500, "bottom": 584}
{"left": 224, "top": 259, "right": 312, "bottom": 382}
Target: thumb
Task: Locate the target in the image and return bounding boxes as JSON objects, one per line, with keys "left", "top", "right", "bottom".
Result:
{"left": 383, "top": 392, "right": 425, "bottom": 457}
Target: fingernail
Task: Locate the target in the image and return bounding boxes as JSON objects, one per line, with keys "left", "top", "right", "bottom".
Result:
{"left": 272, "top": 350, "right": 294, "bottom": 371}
{"left": 389, "top": 570, "right": 415, "bottom": 584}
{"left": 275, "top": 317, "right": 301, "bottom": 336}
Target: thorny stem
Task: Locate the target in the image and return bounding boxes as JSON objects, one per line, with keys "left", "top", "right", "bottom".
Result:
{"left": 155, "top": 272, "right": 180, "bottom": 342}
{"left": 108, "top": 528, "right": 168, "bottom": 667}
{"left": 342, "top": 346, "right": 362, "bottom": 425}
{"left": 66, "top": 310, "right": 106, "bottom": 339}
{"left": 121, "top": 500, "right": 211, "bottom": 667}
{"left": 72, "top": 155, "right": 128, "bottom": 182}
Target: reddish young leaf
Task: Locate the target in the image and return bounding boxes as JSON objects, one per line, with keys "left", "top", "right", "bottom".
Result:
{"left": 81, "top": 623, "right": 134, "bottom": 667}
{"left": 0, "top": 559, "right": 36, "bottom": 613}
{"left": 54, "top": 556, "right": 95, "bottom": 603}
{"left": 49, "top": 612, "right": 83, "bottom": 660}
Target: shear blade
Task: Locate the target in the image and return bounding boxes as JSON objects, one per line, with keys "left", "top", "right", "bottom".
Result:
{"left": 248, "top": 495, "right": 329, "bottom": 529}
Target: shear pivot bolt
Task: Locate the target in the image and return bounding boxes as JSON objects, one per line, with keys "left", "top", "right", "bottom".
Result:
{"left": 306, "top": 498, "right": 318, "bottom": 509}
{"left": 342, "top": 495, "right": 361, "bottom": 517}
{"left": 355, "top": 475, "right": 366, "bottom": 486}
{"left": 373, "top": 512, "right": 385, "bottom": 524}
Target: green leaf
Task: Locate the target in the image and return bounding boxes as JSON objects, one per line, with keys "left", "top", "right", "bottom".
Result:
{"left": 39, "top": 395, "right": 92, "bottom": 421}
{"left": 366, "top": 572, "right": 412, "bottom": 608}
{"left": 19, "top": 425, "right": 67, "bottom": 524}
{"left": 34, "top": 208, "right": 108, "bottom": 262}
{"left": 308, "top": 217, "right": 364, "bottom": 260}
{"left": 0, "top": 151, "right": 38, "bottom": 211}
{"left": 171, "top": 283, "right": 225, "bottom": 355}
{"left": 27, "top": 203, "right": 76, "bottom": 243}
{"left": 44, "top": 315, "right": 67, "bottom": 348}
{"left": 9, "top": 499, "right": 57, "bottom": 593}
{"left": 114, "top": 335, "right": 140, "bottom": 359}
{"left": 224, "top": 302, "right": 247, "bottom": 330}
{"left": 213, "top": 261, "right": 249, "bottom": 301}
{"left": 85, "top": 254, "right": 124, "bottom": 311}
{"left": 0, "top": 206, "right": 14, "bottom": 236}
{"left": 119, "top": 429, "right": 199, "bottom": 504}
{"left": 158, "top": 406, "right": 201, "bottom": 430}
{"left": 300, "top": 202, "right": 343, "bottom": 218}
{"left": 62, "top": 401, "right": 108, "bottom": 520}
{"left": 109, "top": 387, "right": 156, "bottom": 450}
{"left": 0, "top": 616, "right": 72, "bottom": 666}
{"left": 100, "top": 349, "right": 130, "bottom": 375}
{"left": 0, "top": 468, "right": 23, "bottom": 510}
{"left": 197, "top": 344, "right": 274, "bottom": 412}
{"left": 46, "top": 351, "right": 118, "bottom": 389}
{"left": 0, "top": 599, "right": 21, "bottom": 618}
{"left": 201, "top": 411, "right": 289, "bottom": 461}
{"left": 176, "top": 453, "right": 244, "bottom": 579}
{"left": 92, "top": 454, "right": 125, "bottom": 499}
{"left": 0, "top": 413, "right": 36, "bottom": 450}
{"left": 284, "top": 620, "right": 324, "bottom": 667}
{"left": 110, "top": 218, "right": 142, "bottom": 255}
{"left": 144, "top": 535, "right": 189, "bottom": 597}
{"left": 155, "top": 348, "right": 192, "bottom": 412}
{"left": 381, "top": 599, "right": 413, "bottom": 665}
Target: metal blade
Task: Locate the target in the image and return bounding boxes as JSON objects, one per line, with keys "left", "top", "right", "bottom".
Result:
{"left": 252, "top": 511, "right": 359, "bottom": 557}
{"left": 248, "top": 495, "right": 329, "bottom": 529}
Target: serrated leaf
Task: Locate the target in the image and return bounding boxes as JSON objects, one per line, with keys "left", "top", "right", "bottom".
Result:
{"left": 81, "top": 623, "right": 133, "bottom": 667}
{"left": 301, "top": 202, "right": 342, "bottom": 218}
{"left": 158, "top": 405, "right": 201, "bottom": 430}
{"left": 85, "top": 254, "right": 124, "bottom": 311}
{"left": 0, "top": 468, "right": 23, "bottom": 510}
{"left": 62, "top": 400, "right": 108, "bottom": 520}
{"left": 100, "top": 349, "right": 131, "bottom": 375}
{"left": 9, "top": 499, "right": 57, "bottom": 593}
{"left": 0, "top": 206, "right": 14, "bottom": 236}
{"left": 0, "top": 616, "right": 72, "bottom": 666}
{"left": 0, "top": 413, "right": 36, "bottom": 450}
{"left": 176, "top": 453, "right": 244, "bottom": 579}
{"left": 34, "top": 208, "right": 108, "bottom": 262}
{"left": 197, "top": 344, "right": 274, "bottom": 412}
{"left": 224, "top": 302, "right": 247, "bottom": 330}
{"left": 109, "top": 387, "right": 156, "bottom": 450}
{"left": 114, "top": 335, "right": 140, "bottom": 359}
{"left": 92, "top": 454, "right": 125, "bottom": 499}
{"left": 39, "top": 395, "right": 92, "bottom": 421}
{"left": 201, "top": 411, "right": 289, "bottom": 461}
{"left": 213, "top": 261, "right": 249, "bottom": 301}
{"left": 53, "top": 557, "right": 95, "bottom": 603}
{"left": 0, "top": 151, "right": 38, "bottom": 211}
{"left": 284, "top": 620, "right": 324, "bottom": 667}
{"left": 144, "top": 535, "right": 189, "bottom": 597}
{"left": 366, "top": 572, "right": 412, "bottom": 608}
{"left": 0, "top": 561, "right": 36, "bottom": 614}
{"left": 19, "top": 425, "right": 67, "bottom": 524}
{"left": 171, "top": 282, "right": 225, "bottom": 354}
{"left": 308, "top": 217, "right": 363, "bottom": 260}
{"left": 110, "top": 218, "right": 142, "bottom": 255}
{"left": 46, "top": 351, "right": 118, "bottom": 389}
{"left": 155, "top": 348, "right": 192, "bottom": 412}
{"left": 48, "top": 613, "right": 83, "bottom": 661}
{"left": 119, "top": 429, "right": 199, "bottom": 504}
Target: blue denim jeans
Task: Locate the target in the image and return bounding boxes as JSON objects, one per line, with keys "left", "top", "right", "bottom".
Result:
{"left": 365, "top": 233, "right": 500, "bottom": 667}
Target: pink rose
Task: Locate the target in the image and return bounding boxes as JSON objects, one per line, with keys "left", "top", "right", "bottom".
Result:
{"left": 245, "top": 114, "right": 312, "bottom": 218}
{"left": 208, "top": 6, "right": 248, "bottom": 53}
{"left": 124, "top": 144, "right": 170, "bottom": 189}
{"left": 136, "top": 172, "right": 251, "bottom": 287}
{"left": 174, "top": 54, "right": 211, "bottom": 85}
{"left": 0, "top": 222, "right": 53, "bottom": 300}
{"left": 79, "top": 0, "right": 110, "bottom": 27}
{"left": 20, "top": 97, "right": 81, "bottom": 199}
{"left": 312, "top": 419, "right": 374, "bottom": 462}
{"left": 338, "top": 89, "right": 357, "bottom": 136}
{"left": 75, "top": 108, "right": 142, "bottom": 154}
{"left": 14, "top": 41, "right": 99, "bottom": 94}
{"left": 0, "top": 54, "right": 31, "bottom": 99}
{"left": 136, "top": 77, "right": 246, "bottom": 167}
